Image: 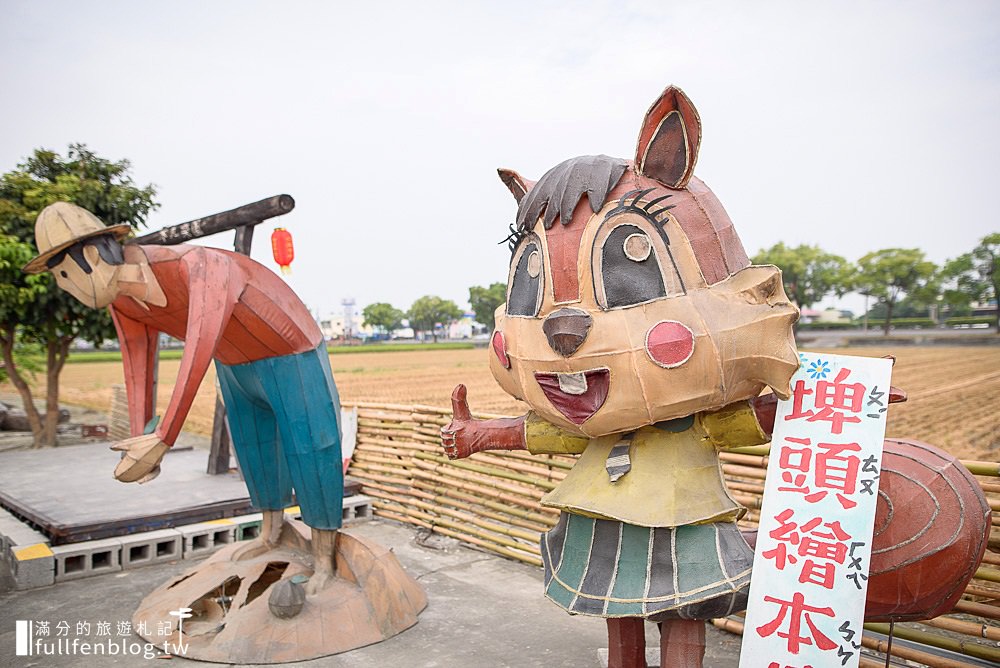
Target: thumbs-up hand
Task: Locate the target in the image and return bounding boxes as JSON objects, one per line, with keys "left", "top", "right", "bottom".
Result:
{"left": 441, "top": 384, "right": 476, "bottom": 460}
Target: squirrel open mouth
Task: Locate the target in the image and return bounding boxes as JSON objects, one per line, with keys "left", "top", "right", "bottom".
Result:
{"left": 534, "top": 369, "right": 610, "bottom": 425}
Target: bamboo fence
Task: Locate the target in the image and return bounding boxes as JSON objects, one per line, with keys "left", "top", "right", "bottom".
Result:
{"left": 345, "top": 401, "right": 1000, "bottom": 667}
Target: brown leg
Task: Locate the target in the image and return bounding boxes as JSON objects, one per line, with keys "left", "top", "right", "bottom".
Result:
{"left": 607, "top": 618, "right": 646, "bottom": 668}
{"left": 658, "top": 619, "right": 705, "bottom": 668}
{"left": 305, "top": 528, "right": 338, "bottom": 595}
{"left": 230, "top": 509, "right": 284, "bottom": 561}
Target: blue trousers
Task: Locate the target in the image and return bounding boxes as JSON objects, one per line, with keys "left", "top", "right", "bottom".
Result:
{"left": 215, "top": 343, "right": 344, "bottom": 530}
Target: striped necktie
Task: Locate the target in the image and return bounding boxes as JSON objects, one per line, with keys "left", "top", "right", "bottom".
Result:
{"left": 605, "top": 434, "right": 634, "bottom": 482}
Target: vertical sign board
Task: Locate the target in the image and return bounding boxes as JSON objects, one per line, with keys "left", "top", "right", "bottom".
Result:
{"left": 740, "top": 352, "right": 893, "bottom": 668}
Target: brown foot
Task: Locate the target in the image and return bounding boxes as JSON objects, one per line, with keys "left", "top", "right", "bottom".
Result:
{"left": 658, "top": 619, "right": 705, "bottom": 668}
{"left": 305, "top": 528, "right": 338, "bottom": 595}
{"left": 230, "top": 509, "right": 284, "bottom": 561}
{"left": 607, "top": 617, "right": 646, "bottom": 668}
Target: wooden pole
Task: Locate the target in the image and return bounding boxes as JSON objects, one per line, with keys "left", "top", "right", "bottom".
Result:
{"left": 129, "top": 195, "right": 293, "bottom": 246}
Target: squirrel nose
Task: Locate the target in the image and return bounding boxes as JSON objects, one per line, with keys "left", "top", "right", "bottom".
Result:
{"left": 542, "top": 308, "right": 592, "bottom": 357}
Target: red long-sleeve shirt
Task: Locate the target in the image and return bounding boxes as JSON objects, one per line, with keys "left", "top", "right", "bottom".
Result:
{"left": 110, "top": 244, "right": 322, "bottom": 446}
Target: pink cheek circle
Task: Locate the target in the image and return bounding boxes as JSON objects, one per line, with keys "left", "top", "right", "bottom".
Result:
{"left": 645, "top": 320, "right": 695, "bottom": 368}
{"left": 492, "top": 330, "right": 511, "bottom": 369}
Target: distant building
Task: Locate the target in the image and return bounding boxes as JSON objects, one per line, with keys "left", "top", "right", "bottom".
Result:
{"left": 318, "top": 314, "right": 374, "bottom": 341}
{"left": 446, "top": 313, "right": 486, "bottom": 339}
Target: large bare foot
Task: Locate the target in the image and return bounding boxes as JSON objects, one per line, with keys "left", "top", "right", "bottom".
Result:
{"left": 305, "top": 529, "right": 338, "bottom": 595}
{"left": 231, "top": 509, "right": 284, "bottom": 561}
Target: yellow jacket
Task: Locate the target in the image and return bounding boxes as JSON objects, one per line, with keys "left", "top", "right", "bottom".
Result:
{"left": 525, "top": 401, "right": 767, "bottom": 528}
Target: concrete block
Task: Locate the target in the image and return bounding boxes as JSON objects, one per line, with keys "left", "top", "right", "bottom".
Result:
{"left": 120, "top": 529, "right": 183, "bottom": 569}
{"left": 342, "top": 495, "right": 374, "bottom": 525}
{"left": 230, "top": 513, "right": 263, "bottom": 541}
{"left": 0, "top": 507, "right": 47, "bottom": 548}
{"left": 11, "top": 543, "right": 55, "bottom": 589}
{"left": 4, "top": 523, "right": 48, "bottom": 549}
{"left": 51, "top": 537, "right": 122, "bottom": 582}
{"left": 178, "top": 520, "right": 236, "bottom": 558}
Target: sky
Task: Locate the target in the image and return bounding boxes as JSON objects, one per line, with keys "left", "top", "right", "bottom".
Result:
{"left": 2, "top": 1, "right": 998, "bottom": 318}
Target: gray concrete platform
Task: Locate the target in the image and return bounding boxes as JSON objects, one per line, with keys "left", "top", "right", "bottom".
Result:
{"left": 0, "top": 519, "right": 742, "bottom": 667}
{"left": 0, "top": 442, "right": 252, "bottom": 544}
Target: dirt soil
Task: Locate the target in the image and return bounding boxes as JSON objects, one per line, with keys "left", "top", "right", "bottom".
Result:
{"left": 2, "top": 345, "right": 997, "bottom": 460}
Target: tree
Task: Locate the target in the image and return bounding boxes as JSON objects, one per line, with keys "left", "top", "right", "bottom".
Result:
{"left": 468, "top": 282, "right": 506, "bottom": 332}
{"left": 362, "top": 302, "right": 404, "bottom": 338}
{"left": 941, "top": 234, "right": 1000, "bottom": 332}
{"left": 407, "top": 295, "right": 462, "bottom": 343}
{"left": 854, "top": 248, "right": 938, "bottom": 335}
{"left": 0, "top": 145, "right": 158, "bottom": 446}
{"left": 751, "top": 243, "right": 854, "bottom": 310}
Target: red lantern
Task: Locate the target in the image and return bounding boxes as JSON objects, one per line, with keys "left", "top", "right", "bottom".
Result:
{"left": 271, "top": 227, "right": 294, "bottom": 275}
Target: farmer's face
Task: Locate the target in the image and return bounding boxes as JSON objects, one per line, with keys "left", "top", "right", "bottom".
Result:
{"left": 52, "top": 243, "right": 121, "bottom": 309}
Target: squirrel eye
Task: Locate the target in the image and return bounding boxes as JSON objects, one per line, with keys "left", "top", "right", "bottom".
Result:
{"left": 526, "top": 250, "right": 541, "bottom": 278}
{"left": 623, "top": 233, "right": 652, "bottom": 262}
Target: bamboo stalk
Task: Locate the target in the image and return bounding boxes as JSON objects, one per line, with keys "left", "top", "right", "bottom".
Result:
{"left": 361, "top": 428, "right": 440, "bottom": 445}
{"left": 348, "top": 459, "right": 413, "bottom": 480}
{"left": 410, "top": 458, "right": 548, "bottom": 501}
{"left": 472, "top": 452, "right": 569, "bottom": 480}
{"left": 499, "top": 451, "right": 576, "bottom": 470}
{"left": 357, "top": 419, "right": 419, "bottom": 431}
{"left": 412, "top": 454, "right": 555, "bottom": 494}
{"left": 357, "top": 435, "right": 435, "bottom": 451}
{"left": 974, "top": 567, "right": 1000, "bottom": 584}
{"left": 719, "top": 452, "right": 768, "bottom": 467}
{"left": 414, "top": 451, "right": 557, "bottom": 490}
{"left": 400, "top": 494, "right": 541, "bottom": 543}
{"left": 431, "top": 525, "right": 543, "bottom": 567}
{"left": 864, "top": 622, "right": 1000, "bottom": 663}
{"left": 357, "top": 443, "right": 429, "bottom": 460}
{"left": 411, "top": 469, "right": 555, "bottom": 514}
{"left": 372, "top": 499, "right": 540, "bottom": 557}
{"left": 414, "top": 460, "right": 542, "bottom": 505}
{"left": 861, "top": 633, "right": 983, "bottom": 668}
{"left": 730, "top": 493, "right": 764, "bottom": 510}
{"left": 348, "top": 467, "right": 412, "bottom": 488}
{"left": 725, "top": 445, "right": 772, "bottom": 457}
{"left": 924, "top": 615, "right": 1000, "bottom": 642}
{"left": 420, "top": 493, "right": 550, "bottom": 534}
{"left": 375, "top": 508, "right": 433, "bottom": 530}
{"left": 412, "top": 479, "right": 555, "bottom": 529}
{"left": 726, "top": 480, "right": 766, "bottom": 495}
{"left": 963, "top": 461, "right": 1000, "bottom": 477}
{"left": 722, "top": 464, "right": 768, "bottom": 480}
{"left": 952, "top": 598, "right": 1000, "bottom": 620}
{"left": 353, "top": 450, "right": 416, "bottom": 468}
{"left": 979, "top": 551, "right": 1000, "bottom": 567}
{"left": 963, "top": 583, "right": 1000, "bottom": 599}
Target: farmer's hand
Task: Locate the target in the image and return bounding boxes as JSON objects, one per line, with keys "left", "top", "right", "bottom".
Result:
{"left": 441, "top": 385, "right": 477, "bottom": 460}
{"left": 111, "top": 434, "right": 170, "bottom": 484}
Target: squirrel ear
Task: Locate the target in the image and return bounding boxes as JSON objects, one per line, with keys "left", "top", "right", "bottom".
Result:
{"left": 497, "top": 168, "right": 535, "bottom": 203}
{"left": 635, "top": 86, "right": 702, "bottom": 189}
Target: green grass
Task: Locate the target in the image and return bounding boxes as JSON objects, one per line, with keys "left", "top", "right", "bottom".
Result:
{"left": 327, "top": 341, "right": 476, "bottom": 354}
{"left": 64, "top": 341, "right": 477, "bottom": 364}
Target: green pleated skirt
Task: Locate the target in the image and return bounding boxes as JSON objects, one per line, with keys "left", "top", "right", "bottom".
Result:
{"left": 540, "top": 512, "right": 753, "bottom": 620}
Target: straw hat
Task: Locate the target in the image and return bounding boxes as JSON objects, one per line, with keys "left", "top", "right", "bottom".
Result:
{"left": 23, "top": 202, "right": 131, "bottom": 274}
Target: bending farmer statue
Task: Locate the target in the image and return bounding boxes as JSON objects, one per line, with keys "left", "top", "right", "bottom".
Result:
{"left": 24, "top": 201, "right": 343, "bottom": 594}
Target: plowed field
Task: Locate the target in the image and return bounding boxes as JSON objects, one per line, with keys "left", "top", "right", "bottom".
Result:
{"left": 7, "top": 345, "right": 999, "bottom": 461}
